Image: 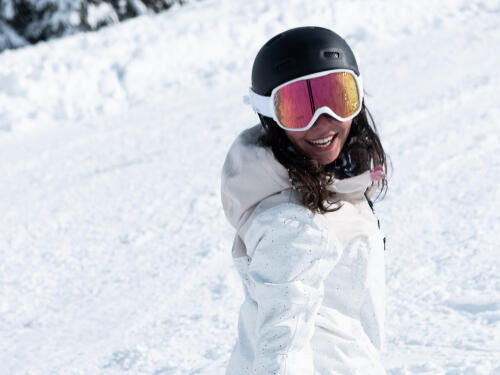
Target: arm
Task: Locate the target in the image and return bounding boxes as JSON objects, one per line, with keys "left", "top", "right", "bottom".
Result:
{"left": 244, "top": 203, "right": 342, "bottom": 375}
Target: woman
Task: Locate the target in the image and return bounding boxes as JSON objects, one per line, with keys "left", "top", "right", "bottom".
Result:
{"left": 221, "top": 26, "right": 389, "bottom": 375}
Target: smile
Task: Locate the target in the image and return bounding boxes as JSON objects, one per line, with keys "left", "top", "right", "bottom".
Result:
{"left": 306, "top": 134, "right": 336, "bottom": 147}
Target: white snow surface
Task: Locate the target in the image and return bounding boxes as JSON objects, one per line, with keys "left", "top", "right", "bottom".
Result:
{"left": 1, "top": 0, "right": 500, "bottom": 374}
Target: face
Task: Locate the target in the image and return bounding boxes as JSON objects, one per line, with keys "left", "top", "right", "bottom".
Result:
{"left": 284, "top": 114, "right": 352, "bottom": 165}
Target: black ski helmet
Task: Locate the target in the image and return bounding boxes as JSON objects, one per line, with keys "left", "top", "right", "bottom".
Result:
{"left": 251, "top": 26, "right": 360, "bottom": 96}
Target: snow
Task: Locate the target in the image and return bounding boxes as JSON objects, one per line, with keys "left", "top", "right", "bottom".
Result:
{"left": 86, "top": 3, "right": 120, "bottom": 30}
{"left": 1, "top": 0, "right": 499, "bottom": 374}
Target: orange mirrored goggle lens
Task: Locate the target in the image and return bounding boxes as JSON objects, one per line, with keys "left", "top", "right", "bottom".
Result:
{"left": 273, "top": 71, "right": 360, "bottom": 129}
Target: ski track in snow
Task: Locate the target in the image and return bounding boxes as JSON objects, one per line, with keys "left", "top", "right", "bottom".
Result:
{"left": 1, "top": 0, "right": 499, "bottom": 374}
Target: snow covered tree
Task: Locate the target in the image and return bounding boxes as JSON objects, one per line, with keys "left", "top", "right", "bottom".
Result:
{"left": 5, "top": 0, "right": 81, "bottom": 42}
{"left": 0, "top": 0, "right": 194, "bottom": 53}
{"left": 0, "top": 0, "right": 27, "bottom": 51}
{"left": 80, "top": 1, "right": 119, "bottom": 31}
{"left": 0, "top": 0, "right": 15, "bottom": 20}
{"left": 142, "top": 0, "right": 181, "bottom": 12}
{"left": 109, "top": 0, "right": 147, "bottom": 20}
{"left": 0, "top": 20, "right": 27, "bottom": 51}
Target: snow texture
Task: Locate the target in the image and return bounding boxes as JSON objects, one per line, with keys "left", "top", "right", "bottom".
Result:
{"left": 85, "top": 2, "right": 120, "bottom": 30}
{"left": 0, "top": 0, "right": 499, "bottom": 374}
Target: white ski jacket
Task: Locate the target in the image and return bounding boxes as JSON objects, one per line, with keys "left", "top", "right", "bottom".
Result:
{"left": 221, "top": 125, "right": 387, "bottom": 375}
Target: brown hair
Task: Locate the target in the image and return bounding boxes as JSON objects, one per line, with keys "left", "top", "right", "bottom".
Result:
{"left": 258, "top": 104, "right": 390, "bottom": 214}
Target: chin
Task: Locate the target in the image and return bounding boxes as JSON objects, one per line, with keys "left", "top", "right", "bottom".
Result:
{"left": 317, "top": 151, "right": 340, "bottom": 165}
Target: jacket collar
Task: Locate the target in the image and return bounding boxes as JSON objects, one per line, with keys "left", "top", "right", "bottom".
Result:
{"left": 221, "top": 124, "right": 372, "bottom": 232}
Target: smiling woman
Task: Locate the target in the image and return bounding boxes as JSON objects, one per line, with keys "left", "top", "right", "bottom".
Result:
{"left": 284, "top": 114, "right": 352, "bottom": 166}
{"left": 259, "top": 101, "right": 387, "bottom": 214}
{"left": 221, "top": 26, "right": 390, "bottom": 375}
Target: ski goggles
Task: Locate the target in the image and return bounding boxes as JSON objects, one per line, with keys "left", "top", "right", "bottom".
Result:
{"left": 248, "top": 69, "right": 363, "bottom": 131}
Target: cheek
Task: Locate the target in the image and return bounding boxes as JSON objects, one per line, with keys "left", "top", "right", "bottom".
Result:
{"left": 285, "top": 132, "right": 307, "bottom": 150}
{"left": 339, "top": 122, "right": 352, "bottom": 143}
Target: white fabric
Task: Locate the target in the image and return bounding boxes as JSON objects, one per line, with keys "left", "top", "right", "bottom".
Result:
{"left": 221, "top": 124, "right": 386, "bottom": 375}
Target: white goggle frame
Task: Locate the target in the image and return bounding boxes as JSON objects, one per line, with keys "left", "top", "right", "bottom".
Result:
{"left": 247, "top": 69, "right": 364, "bottom": 132}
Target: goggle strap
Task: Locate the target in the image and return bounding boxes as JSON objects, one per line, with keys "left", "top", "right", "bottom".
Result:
{"left": 248, "top": 88, "right": 274, "bottom": 118}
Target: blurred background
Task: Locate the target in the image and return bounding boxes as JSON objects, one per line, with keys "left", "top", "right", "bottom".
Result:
{"left": 1, "top": 0, "right": 499, "bottom": 374}
{"left": 0, "top": 0, "right": 190, "bottom": 53}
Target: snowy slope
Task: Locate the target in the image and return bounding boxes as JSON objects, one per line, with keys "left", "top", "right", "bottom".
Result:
{"left": 1, "top": 0, "right": 499, "bottom": 374}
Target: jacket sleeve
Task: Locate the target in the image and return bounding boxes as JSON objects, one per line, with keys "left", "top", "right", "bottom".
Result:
{"left": 243, "top": 203, "right": 342, "bottom": 375}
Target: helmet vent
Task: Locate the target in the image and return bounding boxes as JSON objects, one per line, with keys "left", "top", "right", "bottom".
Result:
{"left": 323, "top": 51, "right": 340, "bottom": 59}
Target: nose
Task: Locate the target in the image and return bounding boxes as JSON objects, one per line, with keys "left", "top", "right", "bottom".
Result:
{"left": 311, "top": 114, "right": 341, "bottom": 130}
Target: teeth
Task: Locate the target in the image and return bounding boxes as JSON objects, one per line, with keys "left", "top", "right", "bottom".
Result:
{"left": 308, "top": 135, "right": 334, "bottom": 145}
